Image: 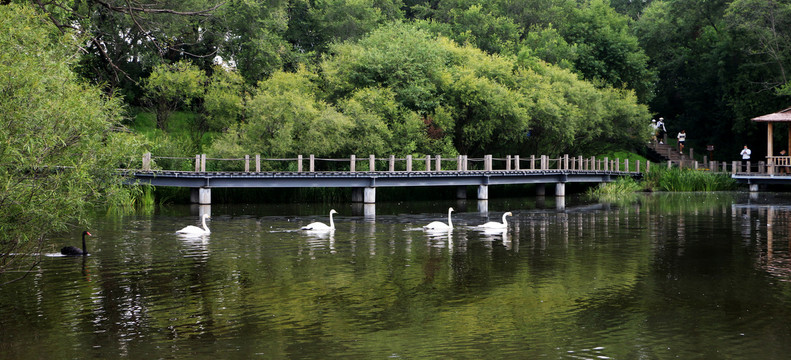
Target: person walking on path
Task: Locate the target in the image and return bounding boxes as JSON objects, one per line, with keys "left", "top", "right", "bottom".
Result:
{"left": 677, "top": 130, "right": 687, "bottom": 154}
{"left": 657, "top": 117, "right": 667, "bottom": 144}
{"left": 650, "top": 119, "right": 658, "bottom": 143}
{"left": 740, "top": 145, "right": 751, "bottom": 172}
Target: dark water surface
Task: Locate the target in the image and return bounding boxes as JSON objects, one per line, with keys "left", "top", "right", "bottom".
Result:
{"left": 3, "top": 193, "right": 791, "bottom": 359}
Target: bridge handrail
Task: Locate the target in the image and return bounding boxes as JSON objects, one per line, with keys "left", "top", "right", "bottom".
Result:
{"left": 140, "top": 152, "right": 650, "bottom": 174}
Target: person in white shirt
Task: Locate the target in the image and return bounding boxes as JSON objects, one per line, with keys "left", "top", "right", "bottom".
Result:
{"left": 677, "top": 130, "right": 686, "bottom": 154}
{"left": 740, "top": 145, "right": 751, "bottom": 171}
{"left": 657, "top": 117, "right": 667, "bottom": 143}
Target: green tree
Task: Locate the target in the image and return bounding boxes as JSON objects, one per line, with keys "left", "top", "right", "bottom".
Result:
{"left": 204, "top": 66, "right": 246, "bottom": 133}
{"left": 209, "top": 69, "right": 353, "bottom": 163}
{"left": 562, "top": 0, "right": 656, "bottom": 103}
{"left": 0, "top": 4, "right": 143, "bottom": 283}
{"left": 144, "top": 60, "right": 208, "bottom": 130}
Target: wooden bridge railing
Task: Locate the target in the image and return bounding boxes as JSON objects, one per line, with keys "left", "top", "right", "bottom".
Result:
{"left": 140, "top": 153, "right": 650, "bottom": 173}
{"left": 666, "top": 155, "right": 791, "bottom": 175}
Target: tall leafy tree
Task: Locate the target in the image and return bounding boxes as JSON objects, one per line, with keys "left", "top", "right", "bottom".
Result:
{"left": 0, "top": 4, "right": 143, "bottom": 284}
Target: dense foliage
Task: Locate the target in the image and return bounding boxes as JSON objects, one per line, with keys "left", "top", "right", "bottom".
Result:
{"left": 0, "top": 5, "right": 143, "bottom": 282}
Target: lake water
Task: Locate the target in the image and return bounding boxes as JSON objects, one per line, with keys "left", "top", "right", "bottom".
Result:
{"left": 3, "top": 193, "right": 791, "bottom": 359}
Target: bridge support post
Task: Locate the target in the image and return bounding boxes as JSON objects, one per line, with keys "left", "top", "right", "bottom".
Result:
{"left": 190, "top": 187, "right": 211, "bottom": 205}
{"left": 555, "top": 183, "right": 566, "bottom": 197}
{"left": 536, "top": 184, "right": 546, "bottom": 196}
{"left": 477, "top": 185, "right": 488, "bottom": 200}
{"left": 364, "top": 187, "right": 376, "bottom": 203}
{"left": 352, "top": 187, "right": 377, "bottom": 203}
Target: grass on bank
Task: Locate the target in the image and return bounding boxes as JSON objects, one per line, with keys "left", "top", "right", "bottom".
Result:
{"left": 589, "top": 166, "right": 738, "bottom": 198}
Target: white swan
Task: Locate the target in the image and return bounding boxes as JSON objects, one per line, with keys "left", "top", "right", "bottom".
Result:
{"left": 477, "top": 211, "right": 512, "bottom": 230}
{"left": 424, "top": 207, "right": 454, "bottom": 231}
{"left": 301, "top": 209, "right": 337, "bottom": 231}
{"left": 177, "top": 214, "right": 211, "bottom": 235}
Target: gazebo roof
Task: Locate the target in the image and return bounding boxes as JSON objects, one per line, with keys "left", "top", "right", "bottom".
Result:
{"left": 752, "top": 107, "right": 791, "bottom": 122}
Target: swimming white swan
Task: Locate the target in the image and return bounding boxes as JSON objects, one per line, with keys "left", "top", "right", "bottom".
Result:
{"left": 477, "top": 211, "right": 513, "bottom": 230}
{"left": 177, "top": 214, "right": 211, "bottom": 235}
{"left": 424, "top": 207, "right": 454, "bottom": 231}
{"left": 301, "top": 209, "right": 337, "bottom": 231}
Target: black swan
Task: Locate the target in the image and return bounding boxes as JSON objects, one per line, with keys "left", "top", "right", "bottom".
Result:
{"left": 61, "top": 231, "right": 91, "bottom": 256}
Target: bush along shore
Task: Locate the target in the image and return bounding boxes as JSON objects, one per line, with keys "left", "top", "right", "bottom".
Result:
{"left": 589, "top": 167, "right": 738, "bottom": 198}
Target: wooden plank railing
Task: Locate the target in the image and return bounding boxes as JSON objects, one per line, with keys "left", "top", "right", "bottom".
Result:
{"left": 140, "top": 153, "right": 651, "bottom": 173}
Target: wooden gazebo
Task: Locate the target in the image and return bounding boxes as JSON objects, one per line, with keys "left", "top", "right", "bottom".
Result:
{"left": 752, "top": 107, "right": 791, "bottom": 174}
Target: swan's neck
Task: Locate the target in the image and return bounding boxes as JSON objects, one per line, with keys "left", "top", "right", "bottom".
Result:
{"left": 447, "top": 210, "right": 453, "bottom": 229}
{"left": 329, "top": 212, "right": 335, "bottom": 229}
{"left": 502, "top": 214, "right": 509, "bottom": 226}
{"left": 201, "top": 216, "right": 209, "bottom": 232}
{"left": 82, "top": 233, "right": 88, "bottom": 255}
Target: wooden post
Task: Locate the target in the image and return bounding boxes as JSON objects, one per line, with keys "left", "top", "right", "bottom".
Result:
{"left": 389, "top": 155, "right": 395, "bottom": 172}
{"left": 514, "top": 155, "right": 520, "bottom": 170}
{"left": 309, "top": 154, "right": 315, "bottom": 172}
{"left": 195, "top": 155, "right": 200, "bottom": 172}
{"left": 142, "top": 152, "right": 151, "bottom": 171}
{"left": 506, "top": 155, "right": 512, "bottom": 171}
{"left": 350, "top": 155, "right": 356, "bottom": 172}
{"left": 564, "top": 154, "right": 569, "bottom": 170}
{"left": 530, "top": 155, "right": 536, "bottom": 170}
{"left": 406, "top": 155, "right": 412, "bottom": 172}
{"left": 591, "top": 156, "right": 596, "bottom": 171}
{"left": 425, "top": 155, "right": 431, "bottom": 171}
{"left": 457, "top": 155, "right": 463, "bottom": 171}
{"left": 369, "top": 154, "right": 375, "bottom": 172}
{"left": 604, "top": 157, "right": 609, "bottom": 171}
{"left": 255, "top": 154, "right": 260, "bottom": 172}
{"left": 298, "top": 155, "right": 303, "bottom": 172}
{"left": 244, "top": 155, "right": 250, "bottom": 172}
{"left": 768, "top": 122, "right": 774, "bottom": 165}
{"left": 732, "top": 161, "right": 738, "bottom": 174}
{"left": 646, "top": 160, "right": 650, "bottom": 172}
{"left": 540, "top": 155, "right": 547, "bottom": 170}
{"left": 435, "top": 155, "right": 441, "bottom": 171}
{"left": 624, "top": 159, "right": 629, "bottom": 172}
{"left": 201, "top": 154, "right": 206, "bottom": 172}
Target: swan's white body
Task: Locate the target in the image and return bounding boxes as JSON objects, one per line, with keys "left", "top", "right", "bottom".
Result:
{"left": 424, "top": 207, "right": 454, "bottom": 231}
{"left": 477, "top": 212, "right": 512, "bottom": 230}
{"left": 177, "top": 214, "right": 211, "bottom": 235}
{"left": 302, "top": 209, "right": 337, "bottom": 231}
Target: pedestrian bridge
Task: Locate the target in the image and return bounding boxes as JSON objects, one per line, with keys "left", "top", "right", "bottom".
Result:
{"left": 128, "top": 153, "right": 647, "bottom": 204}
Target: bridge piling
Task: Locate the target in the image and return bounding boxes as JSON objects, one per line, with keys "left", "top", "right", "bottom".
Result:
{"left": 190, "top": 188, "right": 211, "bottom": 205}
{"left": 477, "top": 185, "right": 488, "bottom": 200}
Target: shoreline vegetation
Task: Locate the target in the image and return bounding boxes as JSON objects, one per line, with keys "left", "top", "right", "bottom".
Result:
{"left": 588, "top": 167, "right": 738, "bottom": 199}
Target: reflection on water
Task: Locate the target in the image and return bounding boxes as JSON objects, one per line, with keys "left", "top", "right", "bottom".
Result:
{"left": 5, "top": 193, "right": 791, "bottom": 358}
